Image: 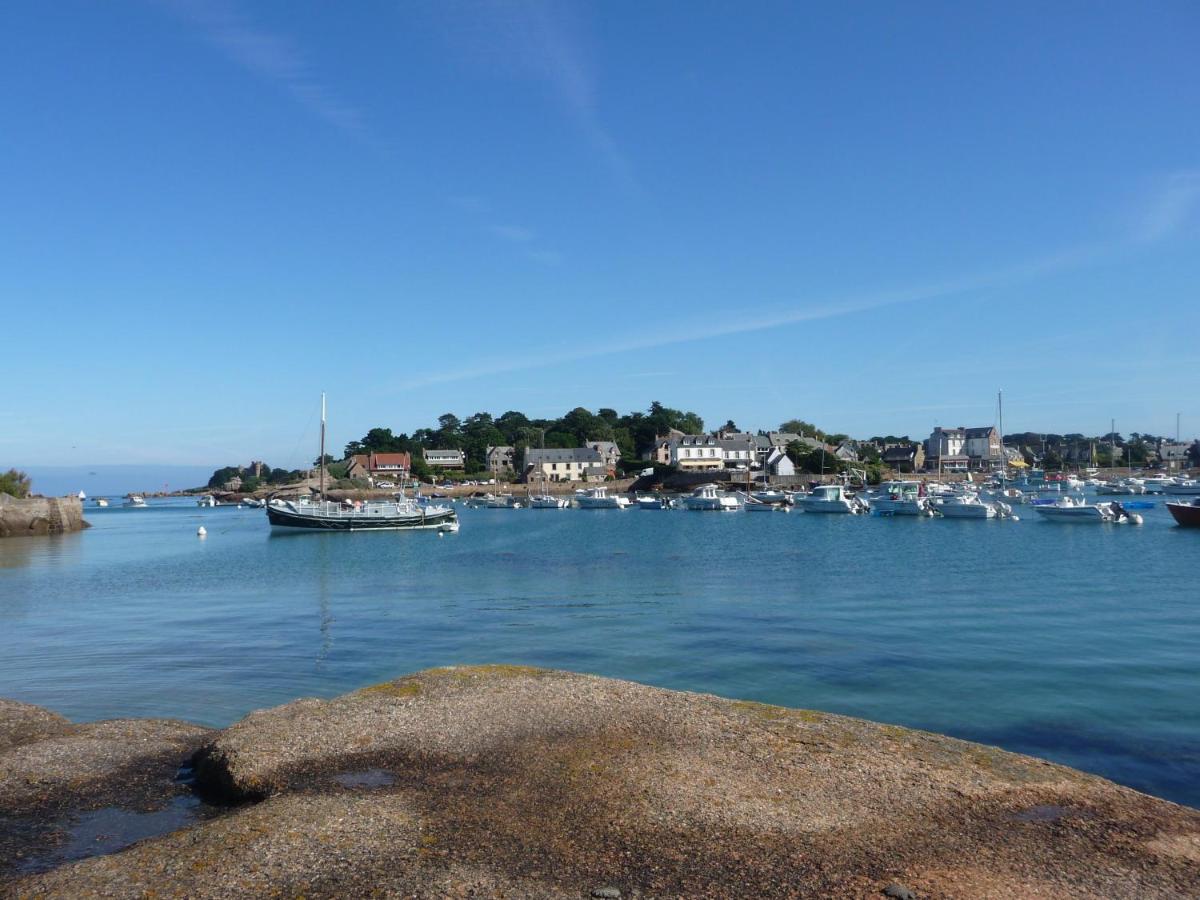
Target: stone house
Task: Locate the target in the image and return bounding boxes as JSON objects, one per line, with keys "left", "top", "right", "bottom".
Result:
{"left": 585, "top": 441, "right": 621, "bottom": 476}
{"left": 486, "top": 446, "right": 515, "bottom": 476}
{"left": 522, "top": 447, "right": 606, "bottom": 483}
{"left": 882, "top": 443, "right": 925, "bottom": 473}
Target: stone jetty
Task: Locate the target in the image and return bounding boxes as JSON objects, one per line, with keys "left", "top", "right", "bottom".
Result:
{"left": 2, "top": 667, "right": 1198, "bottom": 898}
{"left": 0, "top": 495, "right": 87, "bottom": 538}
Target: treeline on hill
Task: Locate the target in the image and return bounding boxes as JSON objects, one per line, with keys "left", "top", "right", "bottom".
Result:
{"left": 344, "top": 402, "right": 706, "bottom": 477}
{"left": 206, "top": 464, "right": 307, "bottom": 493}
{"left": 1003, "top": 432, "right": 1197, "bottom": 469}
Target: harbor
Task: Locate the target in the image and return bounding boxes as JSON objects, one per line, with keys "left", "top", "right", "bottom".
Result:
{"left": 3, "top": 492, "right": 1198, "bottom": 815}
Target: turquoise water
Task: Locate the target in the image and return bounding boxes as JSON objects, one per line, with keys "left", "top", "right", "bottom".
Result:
{"left": 1, "top": 499, "right": 1198, "bottom": 808}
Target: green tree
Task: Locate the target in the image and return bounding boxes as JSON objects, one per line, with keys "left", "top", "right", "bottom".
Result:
{"left": 240, "top": 476, "right": 262, "bottom": 493}
{"left": 0, "top": 468, "right": 31, "bottom": 498}
{"left": 207, "top": 466, "right": 241, "bottom": 489}
{"left": 781, "top": 419, "right": 825, "bottom": 440}
{"left": 785, "top": 441, "right": 842, "bottom": 475}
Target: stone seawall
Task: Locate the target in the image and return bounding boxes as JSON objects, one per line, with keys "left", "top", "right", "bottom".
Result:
{"left": 0, "top": 494, "right": 88, "bottom": 538}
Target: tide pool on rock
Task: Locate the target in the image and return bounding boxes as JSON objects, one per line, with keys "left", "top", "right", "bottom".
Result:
{"left": 1, "top": 497, "right": 1198, "bottom": 811}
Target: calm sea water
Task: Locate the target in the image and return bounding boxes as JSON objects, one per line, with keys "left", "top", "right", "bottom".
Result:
{"left": 1, "top": 498, "right": 1197, "bottom": 808}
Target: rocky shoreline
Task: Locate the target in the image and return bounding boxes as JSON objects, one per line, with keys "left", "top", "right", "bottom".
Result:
{"left": 2, "top": 667, "right": 1198, "bottom": 898}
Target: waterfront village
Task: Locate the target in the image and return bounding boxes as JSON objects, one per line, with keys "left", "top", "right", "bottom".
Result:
{"left": 207, "top": 403, "right": 1199, "bottom": 496}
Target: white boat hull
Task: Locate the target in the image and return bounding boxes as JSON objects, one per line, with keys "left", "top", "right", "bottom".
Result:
{"left": 870, "top": 499, "right": 930, "bottom": 516}
{"left": 936, "top": 502, "right": 996, "bottom": 519}
{"left": 682, "top": 497, "right": 739, "bottom": 511}
{"left": 796, "top": 499, "right": 857, "bottom": 514}
{"left": 1165, "top": 482, "right": 1200, "bottom": 495}
{"left": 576, "top": 498, "right": 630, "bottom": 509}
{"left": 529, "top": 496, "right": 569, "bottom": 509}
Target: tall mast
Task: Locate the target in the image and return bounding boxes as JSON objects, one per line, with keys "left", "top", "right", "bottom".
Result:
{"left": 1110, "top": 418, "right": 1115, "bottom": 472}
{"left": 319, "top": 392, "right": 327, "bottom": 499}
{"left": 997, "top": 389, "right": 1004, "bottom": 478}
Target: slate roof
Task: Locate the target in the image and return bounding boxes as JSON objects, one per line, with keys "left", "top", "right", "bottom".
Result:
{"left": 524, "top": 448, "right": 604, "bottom": 465}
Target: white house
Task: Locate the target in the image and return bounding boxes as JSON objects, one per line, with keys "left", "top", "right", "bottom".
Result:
{"left": 669, "top": 435, "right": 724, "bottom": 470}
{"left": 718, "top": 437, "right": 756, "bottom": 469}
{"left": 926, "top": 427, "right": 969, "bottom": 472}
{"left": 423, "top": 448, "right": 466, "bottom": 470}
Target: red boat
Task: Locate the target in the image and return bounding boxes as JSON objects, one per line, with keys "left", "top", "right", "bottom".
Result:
{"left": 1166, "top": 500, "right": 1200, "bottom": 528}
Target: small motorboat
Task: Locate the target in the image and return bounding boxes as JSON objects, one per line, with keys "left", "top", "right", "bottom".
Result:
{"left": 1033, "top": 496, "right": 1142, "bottom": 524}
{"left": 93, "top": 497, "right": 109, "bottom": 507}
{"left": 575, "top": 487, "right": 631, "bottom": 509}
{"left": 529, "top": 494, "right": 569, "bottom": 509}
{"left": 681, "top": 484, "right": 740, "bottom": 511}
{"left": 744, "top": 494, "right": 789, "bottom": 511}
{"left": 197, "top": 494, "right": 218, "bottom": 508}
{"left": 866, "top": 481, "right": 933, "bottom": 517}
{"left": 634, "top": 494, "right": 672, "bottom": 509}
{"left": 123, "top": 495, "right": 147, "bottom": 508}
{"left": 749, "top": 489, "right": 791, "bottom": 506}
{"left": 1164, "top": 479, "right": 1200, "bottom": 496}
{"left": 795, "top": 484, "right": 868, "bottom": 514}
{"left": 934, "top": 493, "right": 997, "bottom": 519}
{"left": 1166, "top": 498, "right": 1200, "bottom": 528}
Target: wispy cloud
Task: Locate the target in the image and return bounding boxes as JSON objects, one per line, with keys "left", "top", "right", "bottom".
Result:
{"left": 524, "top": 248, "right": 563, "bottom": 265}
{"left": 162, "top": 0, "right": 368, "bottom": 139}
{"left": 489, "top": 224, "right": 536, "bottom": 243}
{"left": 1135, "top": 170, "right": 1200, "bottom": 242}
{"left": 436, "top": 1, "right": 635, "bottom": 191}
{"left": 389, "top": 241, "right": 1106, "bottom": 393}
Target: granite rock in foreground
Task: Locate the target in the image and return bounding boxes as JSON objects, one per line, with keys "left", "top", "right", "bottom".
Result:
{"left": 6, "top": 667, "right": 1200, "bottom": 898}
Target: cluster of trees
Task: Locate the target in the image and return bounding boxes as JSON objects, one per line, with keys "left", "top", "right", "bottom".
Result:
{"left": 206, "top": 463, "right": 306, "bottom": 492}
{"left": 0, "top": 468, "right": 31, "bottom": 498}
{"left": 1001, "top": 431, "right": 1193, "bottom": 470}
{"left": 342, "top": 402, "right": 707, "bottom": 475}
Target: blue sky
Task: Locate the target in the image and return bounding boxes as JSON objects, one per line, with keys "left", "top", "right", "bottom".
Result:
{"left": 2, "top": 1, "right": 1198, "bottom": 470}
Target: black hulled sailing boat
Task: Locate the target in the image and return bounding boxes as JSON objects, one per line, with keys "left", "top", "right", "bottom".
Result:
{"left": 266, "top": 394, "right": 458, "bottom": 532}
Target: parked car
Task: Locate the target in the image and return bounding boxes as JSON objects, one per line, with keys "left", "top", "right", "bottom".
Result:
{"left": 376, "top": 481, "right": 395, "bottom": 488}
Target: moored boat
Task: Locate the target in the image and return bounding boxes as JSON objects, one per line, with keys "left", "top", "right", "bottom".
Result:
{"left": 1033, "top": 496, "right": 1142, "bottom": 524}
{"left": 267, "top": 496, "right": 457, "bottom": 531}
{"left": 934, "top": 493, "right": 997, "bottom": 519}
{"left": 575, "top": 487, "right": 631, "bottom": 509}
{"left": 634, "top": 494, "right": 672, "bottom": 509}
{"left": 267, "top": 393, "right": 458, "bottom": 533}
{"left": 1166, "top": 499, "right": 1200, "bottom": 527}
{"left": 866, "top": 481, "right": 932, "bottom": 517}
{"left": 1164, "top": 479, "right": 1200, "bottom": 496}
{"left": 681, "top": 484, "right": 740, "bottom": 511}
{"left": 795, "top": 484, "right": 867, "bottom": 514}
{"left": 529, "top": 494, "right": 569, "bottom": 509}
